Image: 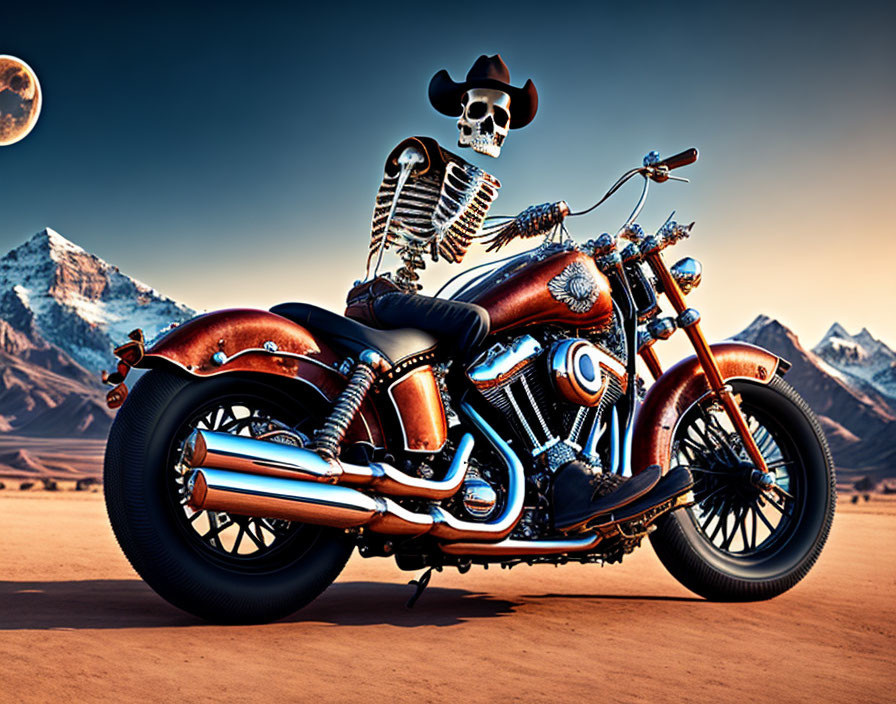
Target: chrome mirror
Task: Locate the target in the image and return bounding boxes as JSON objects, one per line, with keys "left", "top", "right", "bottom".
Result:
{"left": 670, "top": 257, "right": 702, "bottom": 294}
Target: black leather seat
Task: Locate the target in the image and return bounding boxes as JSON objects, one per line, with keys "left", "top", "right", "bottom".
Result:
{"left": 271, "top": 302, "right": 437, "bottom": 366}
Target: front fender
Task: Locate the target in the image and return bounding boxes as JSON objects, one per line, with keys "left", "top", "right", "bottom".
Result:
{"left": 631, "top": 342, "right": 787, "bottom": 474}
{"left": 136, "top": 309, "right": 384, "bottom": 447}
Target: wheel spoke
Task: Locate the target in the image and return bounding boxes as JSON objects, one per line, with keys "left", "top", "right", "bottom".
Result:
{"left": 720, "top": 505, "right": 740, "bottom": 551}
{"left": 700, "top": 501, "right": 722, "bottom": 531}
{"left": 738, "top": 505, "right": 750, "bottom": 552}
{"left": 696, "top": 483, "right": 727, "bottom": 505}
{"left": 232, "top": 525, "right": 246, "bottom": 553}
{"left": 681, "top": 437, "right": 711, "bottom": 458}
{"left": 709, "top": 498, "right": 728, "bottom": 542}
{"left": 750, "top": 505, "right": 758, "bottom": 550}
{"left": 764, "top": 494, "right": 789, "bottom": 516}
{"left": 245, "top": 524, "right": 266, "bottom": 549}
{"left": 753, "top": 499, "right": 777, "bottom": 532}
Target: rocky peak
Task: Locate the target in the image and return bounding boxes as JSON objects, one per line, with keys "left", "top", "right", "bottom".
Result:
{"left": 0, "top": 227, "right": 196, "bottom": 371}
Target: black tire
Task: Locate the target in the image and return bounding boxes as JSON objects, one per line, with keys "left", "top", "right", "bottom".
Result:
{"left": 649, "top": 375, "right": 835, "bottom": 601}
{"left": 104, "top": 368, "right": 354, "bottom": 623}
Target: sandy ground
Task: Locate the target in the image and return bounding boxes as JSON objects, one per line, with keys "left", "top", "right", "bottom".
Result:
{"left": 0, "top": 494, "right": 893, "bottom": 704}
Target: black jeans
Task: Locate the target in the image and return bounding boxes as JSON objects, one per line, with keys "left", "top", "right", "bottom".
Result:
{"left": 372, "top": 292, "right": 490, "bottom": 361}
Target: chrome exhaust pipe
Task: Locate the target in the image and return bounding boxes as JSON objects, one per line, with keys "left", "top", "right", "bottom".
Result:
{"left": 185, "top": 429, "right": 474, "bottom": 500}
{"left": 439, "top": 534, "right": 603, "bottom": 557}
{"left": 184, "top": 402, "right": 527, "bottom": 542}
{"left": 427, "top": 403, "right": 525, "bottom": 542}
{"left": 187, "top": 468, "right": 433, "bottom": 536}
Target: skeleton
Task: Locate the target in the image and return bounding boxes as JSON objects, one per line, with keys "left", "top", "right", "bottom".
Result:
{"left": 366, "top": 136, "right": 502, "bottom": 291}
{"left": 365, "top": 58, "right": 569, "bottom": 292}
{"left": 458, "top": 88, "right": 511, "bottom": 158}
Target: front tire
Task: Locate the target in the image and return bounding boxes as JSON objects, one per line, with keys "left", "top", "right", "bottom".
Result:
{"left": 650, "top": 375, "right": 835, "bottom": 601}
{"left": 104, "top": 369, "right": 354, "bottom": 623}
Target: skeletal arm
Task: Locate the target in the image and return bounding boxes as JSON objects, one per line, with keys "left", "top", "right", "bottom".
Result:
{"left": 481, "top": 200, "right": 570, "bottom": 252}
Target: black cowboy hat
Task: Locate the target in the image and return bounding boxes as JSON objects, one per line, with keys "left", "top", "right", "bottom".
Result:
{"left": 428, "top": 54, "right": 538, "bottom": 129}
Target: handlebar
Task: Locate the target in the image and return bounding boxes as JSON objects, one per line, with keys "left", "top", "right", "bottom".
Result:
{"left": 657, "top": 148, "right": 699, "bottom": 171}
{"left": 641, "top": 148, "right": 699, "bottom": 183}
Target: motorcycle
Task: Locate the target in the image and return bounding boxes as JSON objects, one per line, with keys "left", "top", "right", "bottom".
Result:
{"left": 102, "top": 148, "right": 835, "bottom": 623}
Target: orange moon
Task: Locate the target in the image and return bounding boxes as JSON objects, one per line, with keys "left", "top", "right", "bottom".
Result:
{"left": 0, "top": 55, "right": 42, "bottom": 146}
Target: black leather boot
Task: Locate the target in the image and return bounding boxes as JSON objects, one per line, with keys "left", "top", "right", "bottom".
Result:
{"left": 552, "top": 462, "right": 661, "bottom": 532}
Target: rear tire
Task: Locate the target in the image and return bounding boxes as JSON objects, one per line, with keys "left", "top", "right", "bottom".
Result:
{"left": 650, "top": 375, "right": 835, "bottom": 601}
{"left": 104, "top": 369, "right": 354, "bottom": 623}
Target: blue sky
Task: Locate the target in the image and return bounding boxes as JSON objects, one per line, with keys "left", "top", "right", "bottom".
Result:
{"left": 2, "top": 1, "right": 895, "bottom": 353}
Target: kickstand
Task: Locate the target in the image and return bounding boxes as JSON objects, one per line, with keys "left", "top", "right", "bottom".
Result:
{"left": 406, "top": 566, "right": 440, "bottom": 608}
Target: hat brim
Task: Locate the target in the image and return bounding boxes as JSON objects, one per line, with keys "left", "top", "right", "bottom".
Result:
{"left": 428, "top": 70, "right": 538, "bottom": 129}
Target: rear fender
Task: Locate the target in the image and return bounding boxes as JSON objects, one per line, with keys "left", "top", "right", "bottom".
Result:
{"left": 134, "top": 309, "right": 385, "bottom": 447}
{"left": 631, "top": 342, "right": 787, "bottom": 474}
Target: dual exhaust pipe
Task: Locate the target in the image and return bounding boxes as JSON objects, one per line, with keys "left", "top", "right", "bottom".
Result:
{"left": 183, "top": 402, "right": 605, "bottom": 556}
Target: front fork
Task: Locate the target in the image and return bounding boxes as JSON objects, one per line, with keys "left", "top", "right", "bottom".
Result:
{"left": 638, "top": 250, "right": 771, "bottom": 478}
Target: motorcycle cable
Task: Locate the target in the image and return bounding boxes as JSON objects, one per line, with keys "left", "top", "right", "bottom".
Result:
{"left": 434, "top": 244, "right": 544, "bottom": 299}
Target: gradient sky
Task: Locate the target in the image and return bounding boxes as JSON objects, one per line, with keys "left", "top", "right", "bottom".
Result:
{"left": 3, "top": 1, "right": 895, "bottom": 362}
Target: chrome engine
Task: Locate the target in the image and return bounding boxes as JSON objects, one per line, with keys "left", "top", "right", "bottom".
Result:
{"left": 467, "top": 328, "right": 627, "bottom": 472}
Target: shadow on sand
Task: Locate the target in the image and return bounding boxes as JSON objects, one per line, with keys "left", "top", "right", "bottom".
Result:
{"left": 0, "top": 579, "right": 520, "bottom": 631}
{"left": 0, "top": 579, "right": 703, "bottom": 631}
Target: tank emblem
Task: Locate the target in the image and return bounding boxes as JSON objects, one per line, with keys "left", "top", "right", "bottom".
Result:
{"left": 548, "top": 262, "right": 599, "bottom": 313}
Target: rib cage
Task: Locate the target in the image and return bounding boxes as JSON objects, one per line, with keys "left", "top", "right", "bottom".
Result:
{"left": 367, "top": 148, "right": 500, "bottom": 290}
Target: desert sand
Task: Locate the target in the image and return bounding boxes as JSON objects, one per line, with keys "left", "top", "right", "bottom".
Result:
{"left": 0, "top": 493, "right": 893, "bottom": 704}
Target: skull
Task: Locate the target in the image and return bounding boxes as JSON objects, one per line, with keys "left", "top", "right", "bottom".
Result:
{"left": 457, "top": 88, "right": 511, "bottom": 158}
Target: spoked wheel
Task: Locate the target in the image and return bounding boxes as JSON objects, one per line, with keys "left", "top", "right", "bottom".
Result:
{"left": 169, "top": 399, "right": 313, "bottom": 569}
{"left": 105, "top": 369, "right": 354, "bottom": 623}
{"left": 650, "top": 375, "right": 835, "bottom": 601}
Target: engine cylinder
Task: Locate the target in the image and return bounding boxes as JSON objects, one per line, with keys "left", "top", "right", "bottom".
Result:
{"left": 549, "top": 339, "right": 626, "bottom": 407}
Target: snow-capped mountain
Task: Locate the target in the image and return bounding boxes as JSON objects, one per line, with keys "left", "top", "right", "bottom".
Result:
{"left": 812, "top": 323, "right": 896, "bottom": 401}
{"left": 733, "top": 315, "right": 896, "bottom": 477}
{"left": 0, "top": 228, "right": 196, "bottom": 372}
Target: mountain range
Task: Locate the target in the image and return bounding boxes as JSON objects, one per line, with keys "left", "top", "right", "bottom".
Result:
{"left": 0, "top": 228, "right": 892, "bottom": 482}
{"left": 733, "top": 316, "right": 895, "bottom": 480}
{"left": 0, "top": 228, "right": 194, "bottom": 444}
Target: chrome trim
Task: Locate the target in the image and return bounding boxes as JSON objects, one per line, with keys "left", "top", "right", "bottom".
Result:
{"left": 647, "top": 317, "right": 677, "bottom": 341}
{"left": 621, "top": 401, "right": 637, "bottom": 477}
{"left": 439, "top": 533, "right": 603, "bottom": 557}
{"left": 582, "top": 408, "right": 603, "bottom": 464}
{"left": 188, "top": 429, "right": 473, "bottom": 500}
{"left": 187, "top": 468, "right": 380, "bottom": 529}
{"left": 503, "top": 385, "right": 540, "bottom": 447}
{"left": 610, "top": 407, "right": 620, "bottom": 474}
{"left": 468, "top": 335, "right": 542, "bottom": 385}
{"left": 187, "top": 467, "right": 432, "bottom": 537}
{"left": 519, "top": 374, "right": 553, "bottom": 438}
{"left": 461, "top": 475, "right": 498, "bottom": 519}
{"left": 185, "top": 405, "right": 524, "bottom": 541}
{"left": 565, "top": 405, "right": 588, "bottom": 450}
{"left": 670, "top": 257, "right": 702, "bottom": 294}
{"left": 678, "top": 308, "right": 701, "bottom": 327}
{"left": 428, "top": 402, "right": 525, "bottom": 541}
{"left": 186, "top": 430, "right": 340, "bottom": 480}
{"left": 345, "top": 432, "right": 474, "bottom": 499}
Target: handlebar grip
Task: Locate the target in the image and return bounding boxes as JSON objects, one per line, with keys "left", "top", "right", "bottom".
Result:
{"left": 657, "top": 148, "right": 698, "bottom": 171}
